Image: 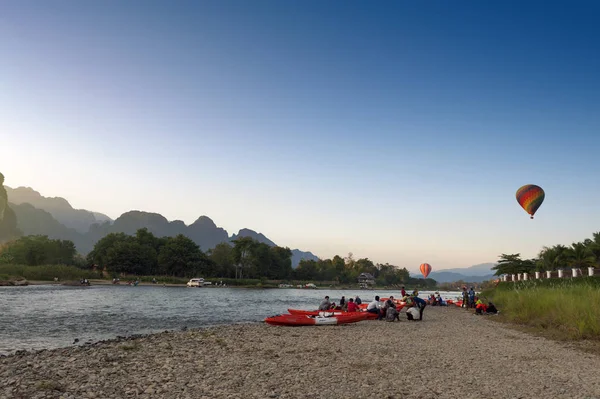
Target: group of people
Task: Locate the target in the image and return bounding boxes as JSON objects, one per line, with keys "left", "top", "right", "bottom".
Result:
{"left": 460, "top": 286, "right": 498, "bottom": 315}
{"left": 317, "top": 287, "right": 427, "bottom": 322}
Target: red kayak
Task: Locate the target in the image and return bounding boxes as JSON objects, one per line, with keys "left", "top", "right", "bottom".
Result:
{"left": 288, "top": 309, "right": 379, "bottom": 319}
{"left": 265, "top": 312, "right": 369, "bottom": 326}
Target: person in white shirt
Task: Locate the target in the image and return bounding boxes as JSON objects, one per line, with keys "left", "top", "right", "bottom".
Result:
{"left": 366, "top": 296, "right": 381, "bottom": 314}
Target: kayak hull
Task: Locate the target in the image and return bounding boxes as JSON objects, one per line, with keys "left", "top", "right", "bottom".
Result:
{"left": 265, "top": 312, "right": 369, "bottom": 326}
{"left": 287, "top": 309, "right": 380, "bottom": 319}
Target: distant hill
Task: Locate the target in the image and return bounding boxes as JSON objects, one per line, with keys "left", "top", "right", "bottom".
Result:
{"left": 0, "top": 174, "right": 20, "bottom": 243}
{"left": 410, "top": 263, "right": 497, "bottom": 283}
{"left": 230, "top": 228, "right": 318, "bottom": 268}
{"left": 3, "top": 179, "right": 319, "bottom": 267}
{"left": 6, "top": 186, "right": 113, "bottom": 233}
{"left": 438, "top": 263, "right": 496, "bottom": 277}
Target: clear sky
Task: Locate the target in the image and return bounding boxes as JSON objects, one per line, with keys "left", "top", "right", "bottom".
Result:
{"left": 1, "top": 1, "right": 599, "bottom": 270}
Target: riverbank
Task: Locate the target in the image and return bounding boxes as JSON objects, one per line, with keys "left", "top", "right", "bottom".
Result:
{"left": 482, "top": 279, "right": 600, "bottom": 340}
{"left": 2, "top": 307, "right": 600, "bottom": 399}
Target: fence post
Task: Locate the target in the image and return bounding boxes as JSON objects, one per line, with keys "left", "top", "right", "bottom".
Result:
{"left": 535, "top": 271, "right": 541, "bottom": 279}
{"left": 502, "top": 275, "right": 508, "bottom": 282}
{"left": 589, "top": 267, "right": 595, "bottom": 277}
{"left": 546, "top": 270, "right": 551, "bottom": 279}
{"left": 558, "top": 269, "right": 564, "bottom": 278}
{"left": 511, "top": 274, "right": 516, "bottom": 282}
{"left": 523, "top": 273, "right": 529, "bottom": 281}
{"left": 572, "top": 268, "right": 578, "bottom": 278}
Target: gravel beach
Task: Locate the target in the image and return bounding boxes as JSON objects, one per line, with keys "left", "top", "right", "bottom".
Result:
{"left": 2, "top": 306, "right": 600, "bottom": 399}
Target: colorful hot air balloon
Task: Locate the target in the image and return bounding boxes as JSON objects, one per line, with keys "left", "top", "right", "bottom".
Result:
{"left": 516, "top": 184, "right": 545, "bottom": 219}
{"left": 420, "top": 263, "right": 432, "bottom": 279}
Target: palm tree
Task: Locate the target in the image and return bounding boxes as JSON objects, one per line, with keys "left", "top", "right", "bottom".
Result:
{"left": 583, "top": 232, "right": 600, "bottom": 266}
{"left": 565, "top": 242, "right": 596, "bottom": 270}
{"left": 537, "top": 245, "right": 567, "bottom": 271}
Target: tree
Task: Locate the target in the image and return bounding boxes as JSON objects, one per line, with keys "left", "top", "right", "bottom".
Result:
{"left": 492, "top": 253, "right": 535, "bottom": 275}
{"left": 232, "top": 237, "right": 257, "bottom": 279}
{"left": 104, "top": 238, "right": 156, "bottom": 275}
{"left": 0, "top": 235, "right": 76, "bottom": 265}
{"left": 157, "top": 234, "right": 211, "bottom": 277}
{"left": 565, "top": 242, "right": 596, "bottom": 269}
{"left": 209, "top": 243, "right": 235, "bottom": 278}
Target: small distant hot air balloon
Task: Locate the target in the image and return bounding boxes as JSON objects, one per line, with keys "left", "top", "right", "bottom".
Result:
{"left": 420, "top": 263, "right": 432, "bottom": 279}
{"left": 516, "top": 184, "right": 545, "bottom": 219}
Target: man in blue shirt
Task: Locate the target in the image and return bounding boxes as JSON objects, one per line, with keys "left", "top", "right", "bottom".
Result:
{"left": 412, "top": 295, "right": 427, "bottom": 320}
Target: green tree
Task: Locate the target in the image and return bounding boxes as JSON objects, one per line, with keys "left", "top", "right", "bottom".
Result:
{"left": 232, "top": 236, "right": 257, "bottom": 279}
{"left": 105, "top": 238, "right": 155, "bottom": 275}
{"left": 565, "top": 242, "right": 596, "bottom": 269}
{"left": 157, "top": 234, "right": 211, "bottom": 277}
{"left": 209, "top": 242, "right": 235, "bottom": 278}
{"left": 492, "top": 253, "right": 535, "bottom": 275}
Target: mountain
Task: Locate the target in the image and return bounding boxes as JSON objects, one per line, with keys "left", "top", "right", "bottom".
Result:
{"left": 3, "top": 177, "right": 319, "bottom": 267}
{"left": 410, "top": 263, "right": 496, "bottom": 283}
{"left": 9, "top": 202, "right": 92, "bottom": 253}
{"left": 291, "top": 249, "right": 319, "bottom": 268}
{"left": 426, "top": 271, "right": 494, "bottom": 284}
{"left": 5, "top": 186, "right": 113, "bottom": 233}
{"left": 437, "top": 263, "right": 496, "bottom": 277}
{"left": 229, "top": 228, "right": 318, "bottom": 267}
{"left": 230, "top": 228, "right": 277, "bottom": 247}
{"left": 0, "top": 174, "right": 20, "bottom": 243}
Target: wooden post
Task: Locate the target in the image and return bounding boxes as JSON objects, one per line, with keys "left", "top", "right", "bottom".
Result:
{"left": 535, "top": 271, "right": 541, "bottom": 279}
{"left": 558, "top": 269, "right": 564, "bottom": 278}
{"left": 589, "top": 267, "right": 595, "bottom": 277}
{"left": 546, "top": 270, "right": 551, "bottom": 279}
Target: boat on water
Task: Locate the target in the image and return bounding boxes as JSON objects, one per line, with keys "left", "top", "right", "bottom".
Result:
{"left": 186, "top": 278, "right": 205, "bottom": 287}
{"left": 265, "top": 312, "right": 369, "bottom": 326}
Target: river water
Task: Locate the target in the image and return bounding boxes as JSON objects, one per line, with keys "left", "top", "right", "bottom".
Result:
{"left": 0, "top": 285, "right": 461, "bottom": 354}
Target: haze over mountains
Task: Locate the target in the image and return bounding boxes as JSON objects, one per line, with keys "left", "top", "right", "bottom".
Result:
{"left": 3, "top": 185, "right": 318, "bottom": 267}
{"left": 410, "top": 263, "right": 497, "bottom": 283}
{"left": 2, "top": 182, "right": 495, "bottom": 279}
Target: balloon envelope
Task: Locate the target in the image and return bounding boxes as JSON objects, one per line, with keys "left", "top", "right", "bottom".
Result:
{"left": 516, "top": 184, "right": 545, "bottom": 219}
{"left": 420, "top": 263, "right": 432, "bottom": 279}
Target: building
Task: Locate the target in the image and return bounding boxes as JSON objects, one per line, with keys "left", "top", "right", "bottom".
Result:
{"left": 358, "top": 272, "right": 375, "bottom": 286}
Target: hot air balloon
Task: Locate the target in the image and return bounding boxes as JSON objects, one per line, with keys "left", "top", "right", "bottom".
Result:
{"left": 420, "top": 263, "right": 432, "bottom": 279}
{"left": 516, "top": 184, "right": 545, "bottom": 219}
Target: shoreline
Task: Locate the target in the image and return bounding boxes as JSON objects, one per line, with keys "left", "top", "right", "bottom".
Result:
{"left": 2, "top": 307, "right": 600, "bottom": 398}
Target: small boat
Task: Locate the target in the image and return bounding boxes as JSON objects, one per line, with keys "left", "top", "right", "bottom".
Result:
{"left": 265, "top": 312, "right": 369, "bottom": 326}
{"left": 287, "top": 309, "right": 379, "bottom": 319}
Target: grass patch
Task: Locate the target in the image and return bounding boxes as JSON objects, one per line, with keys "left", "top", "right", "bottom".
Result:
{"left": 485, "top": 282, "right": 600, "bottom": 340}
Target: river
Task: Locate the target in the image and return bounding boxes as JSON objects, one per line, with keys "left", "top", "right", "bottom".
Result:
{"left": 0, "top": 285, "right": 461, "bottom": 355}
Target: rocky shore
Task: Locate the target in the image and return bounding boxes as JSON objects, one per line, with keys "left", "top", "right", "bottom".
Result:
{"left": 2, "top": 307, "right": 600, "bottom": 399}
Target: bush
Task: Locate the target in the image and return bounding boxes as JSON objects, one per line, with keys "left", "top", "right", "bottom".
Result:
{"left": 487, "top": 280, "right": 600, "bottom": 339}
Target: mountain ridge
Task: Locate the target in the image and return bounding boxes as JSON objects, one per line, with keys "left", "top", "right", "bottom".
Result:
{"left": 3, "top": 182, "right": 318, "bottom": 267}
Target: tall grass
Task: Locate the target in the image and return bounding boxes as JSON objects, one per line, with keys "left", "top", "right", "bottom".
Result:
{"left": 0, "top": 264, "right": 100, "bottom": 281}
{"left": 489, "top": 282, "right": 600, "bottom": 339}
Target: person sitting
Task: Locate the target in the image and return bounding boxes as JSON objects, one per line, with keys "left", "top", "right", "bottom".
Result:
{"left": 386, "top": 305, "right": 400, "bottom": 322}
{"left": 346, "top": 298, "right": 358, "bottom": 312}
{"left": 355, "top": 296, "right": 362, "bottom": 305}
{"left": 486, "top": 302, "right": 498, "bottom": 314}
{"left": 318, "top": 296, "right": 331, "bottom": 311}
{"left": 366, "top": 296, "right": 381, "bottom": 314}
{"left": 406, "top": 306, "right": 420, "bottom": 321}
{"left": 475, "top": 299, "right": 488, "bottom": 315}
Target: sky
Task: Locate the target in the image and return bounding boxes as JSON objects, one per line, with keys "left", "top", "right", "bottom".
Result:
{"left": 1, "top": 1, "right": 600, "bottom": 271}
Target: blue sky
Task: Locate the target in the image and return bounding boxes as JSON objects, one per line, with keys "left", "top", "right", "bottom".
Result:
{"left": 1, "top": 1, "right": 599, "bottom": 270}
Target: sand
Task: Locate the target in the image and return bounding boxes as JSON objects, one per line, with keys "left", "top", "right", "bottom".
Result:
{"left": 2, "top": 306, "right": 600, "bottom": 399}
